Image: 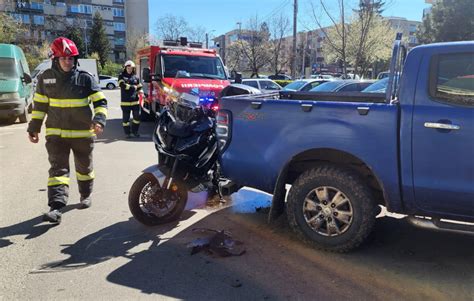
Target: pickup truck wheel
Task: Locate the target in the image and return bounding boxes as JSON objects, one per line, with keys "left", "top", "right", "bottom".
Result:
{"left": 287, "top": 165, "right": 377, "bottom": 252}
{"left": 106, "top": 83, "right": 115, "bottom": 90}
{"left": 129, "top": 173, "right": 187, "bottom": 226}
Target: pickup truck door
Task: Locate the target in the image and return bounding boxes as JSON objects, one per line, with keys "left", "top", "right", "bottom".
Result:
{"left": 412, "top": 52, "right": 474, "bottom": 218}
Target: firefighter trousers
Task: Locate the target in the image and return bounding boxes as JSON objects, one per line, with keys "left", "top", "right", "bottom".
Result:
{"left": 45, "top": 136, "right": 94, "bottom": 209}
{"left": 121, "top": 105, "right": 140, "bottom": 135}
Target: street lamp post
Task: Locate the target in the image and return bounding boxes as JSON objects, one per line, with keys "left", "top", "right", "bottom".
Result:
{"left": 205, "top": 29, "right": 215, "bottom": 49}
{"left": 236, "top": 22, "right": 242, "bottom": 40}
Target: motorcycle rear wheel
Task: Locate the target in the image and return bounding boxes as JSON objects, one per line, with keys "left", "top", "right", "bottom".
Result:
{"left": 129, "top": 173, "right": 187, "bottom": 226}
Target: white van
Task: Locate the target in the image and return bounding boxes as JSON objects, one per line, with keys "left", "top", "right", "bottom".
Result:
{"left": 32, "top": 58, "right": 99, "bottom": 84}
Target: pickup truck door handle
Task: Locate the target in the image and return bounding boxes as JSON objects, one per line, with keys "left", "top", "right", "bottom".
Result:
{"left": 251, "top": 102, "right": 262, "bottom": 109}
{"left": 424, "top": 122, "right": 460, "bottom": 130}
{"left": 301, "top": 104, "right": 313, "bottom": 112}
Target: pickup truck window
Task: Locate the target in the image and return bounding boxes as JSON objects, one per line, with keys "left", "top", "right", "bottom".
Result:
{"left": 431, "top": 53, "right": 474, "bottom": 107}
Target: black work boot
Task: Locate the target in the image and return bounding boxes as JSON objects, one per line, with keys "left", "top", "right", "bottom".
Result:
{"left": 43, "top": 209, "right": 62, "bottom": 224}
{"left": 132, "top": 132, "right": 140, "bottom": 138}
{"left": 80, "top": 195, "right": 92, "bottom": 209}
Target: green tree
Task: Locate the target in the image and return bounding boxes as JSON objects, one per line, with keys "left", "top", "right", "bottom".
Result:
{"left": 65, "top": 26, "right": 86, "bottom": 58}
{"left": 323, "top": 15, "right": 396, "bottom": 78}
{"left": 417, "top": 0, "right": 474, "bottom": 43}
{"left": 89, "top": 12, "right": 111, "bottom": 68}
{"left": 0, "top": 13, "right": 26, "bottom": 43}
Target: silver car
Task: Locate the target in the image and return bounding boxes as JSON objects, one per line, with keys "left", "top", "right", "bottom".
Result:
{"left": 241, "top": 79, "right": 282, "bottom": 93}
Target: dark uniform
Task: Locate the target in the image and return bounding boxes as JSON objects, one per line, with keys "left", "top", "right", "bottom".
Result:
{"left": 27, "top": 67, "right": 107, "bottom": 209}
{"left": 118, "top": 71, "right": 142, "bottom": 136}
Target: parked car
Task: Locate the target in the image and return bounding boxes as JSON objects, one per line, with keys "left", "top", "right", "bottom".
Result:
{"left": 362, "top": 77, "right": 390, "bottom": 93}
{"left": 311, "top": 74, "right": 335, "bottom": 80}
{"left": 377, "top": 71, "right": 390, "bottom": 79}
{"left": 282, "top": 79, "right": 332, "bottom": 92}
{"left": 268, "top": 74, "right": 292, "bottom": 80}
{"left": 218, "top": 39, "right": 474, "bottom": 252}
{"left": 241, "top": 78, "right": 282, "bottom": 93}
{"left": 0, "top": 44, "right": 33, "bottom": 124}
{"left": 309, "top": 80, "right": 375, "bottom": 92}
{"left": 99, "top": 75, "right": 119, "bottom": 90}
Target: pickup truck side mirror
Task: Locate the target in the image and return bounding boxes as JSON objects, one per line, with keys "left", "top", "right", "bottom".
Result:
{"left": 142, "top": 67, "right": 151, "bottom": 83}
{"left": 22, "top": 73, "right": 32, "bottom": 84}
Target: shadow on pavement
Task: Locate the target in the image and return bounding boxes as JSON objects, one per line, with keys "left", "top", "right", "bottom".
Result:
{"left": 0, "top": 204, "right": 80, "bottom": 249}
{"left": 94, "top": 118, "right": 156, "bottom": 145}
{"left": 103, "top": 206, "right": 473, "bottom": 300}
{"left": 30, "top": 211, "right": 196, "bottom": 273}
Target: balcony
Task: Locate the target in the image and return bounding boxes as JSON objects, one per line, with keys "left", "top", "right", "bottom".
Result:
{"left": 43, "top": 4, "right": 67, "bottom": 16}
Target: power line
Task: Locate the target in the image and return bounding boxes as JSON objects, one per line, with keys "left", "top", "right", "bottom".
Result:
{"left": 261, "top": 0, "right": 292, "bottom": 24}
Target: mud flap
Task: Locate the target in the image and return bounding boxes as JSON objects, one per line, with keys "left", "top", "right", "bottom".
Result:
{"left": 268, "top": 164, "right": 289, "bottom": 223}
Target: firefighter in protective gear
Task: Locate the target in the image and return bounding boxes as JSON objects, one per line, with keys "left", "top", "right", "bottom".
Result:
{"left": 118, "top": 60, "right": 142, "bottom": 138}
{"left": 27, "top": 37, "right": 107, "bottom": 224}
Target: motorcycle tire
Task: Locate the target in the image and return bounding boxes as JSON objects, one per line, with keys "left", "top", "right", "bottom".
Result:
{"left": 129, "top": 173, "right": 187, "bottom": 226}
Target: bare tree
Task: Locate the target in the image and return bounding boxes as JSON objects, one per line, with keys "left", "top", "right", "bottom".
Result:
{"left": 310, "top": 0, "right": 350, "bottom": 75}
{"left": 225, "top": 42, "right": 245, "bottom": 73}
{"left": 187, "top": 25, "right": 207, "bottom": 43}
{"left": 269, "top": 13, "right": 291, "bottom": 75}
{"left": 126, "top": 30, "right": 150, "bottom": 60}
{"left": 237, "top": 16, "right": 271, "bottom": 78}
{"left": 155, "top": 14, "right": 188, "bottom": 40}
{"left": 350, "top": 0, "right": 385, "bottom": 76}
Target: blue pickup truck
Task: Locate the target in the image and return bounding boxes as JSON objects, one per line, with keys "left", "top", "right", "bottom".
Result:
{"left": 217, "top": 38, "right": 473, "bottom": 252}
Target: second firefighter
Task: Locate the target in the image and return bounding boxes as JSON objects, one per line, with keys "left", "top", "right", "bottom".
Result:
{"left": 118, "top": 60, "right": 142, "bottom": 138}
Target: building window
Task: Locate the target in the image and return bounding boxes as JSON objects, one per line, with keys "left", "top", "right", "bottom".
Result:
{"left": 113, "top": 8, "right": 124, "bottom": 17}
{"left": 30, "top": 1, "right": 44, "bottom": 10}
{"left": 33, "top": 15, "right": 44, "bottom": 25}
{"left": 70, "top": 5, "right": 79, "bottom": 13}
{"left": 79, "top": 4, "right": 92, "bottom": 14}
{"left": 10, "top": 13, "right": 30, "bottom": 24}
{"left": 115, "top": 37, "right": 125, "bottom": 45}
{"left": 114, "top": 22, "right": 125, "bottom": 31}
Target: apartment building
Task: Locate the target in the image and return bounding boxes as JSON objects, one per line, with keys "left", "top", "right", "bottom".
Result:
{"left": 386, "top": 17, "right": 421, "bottom": 47}
{"left": 0, "top": 0, "right": 148, "bottom": 62}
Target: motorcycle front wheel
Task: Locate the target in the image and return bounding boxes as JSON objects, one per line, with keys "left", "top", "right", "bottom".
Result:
{"left": 129, "top": 173, "right": 188, "bottom": 226}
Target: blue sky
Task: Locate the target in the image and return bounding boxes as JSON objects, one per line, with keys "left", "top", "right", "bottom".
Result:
{"left": 148, "top": 0, "right": 432, "bottom": 38}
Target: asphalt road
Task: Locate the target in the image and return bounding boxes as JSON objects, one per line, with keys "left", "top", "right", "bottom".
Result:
{"left": 1, "top": 89, "right": 473, "bottom": 300}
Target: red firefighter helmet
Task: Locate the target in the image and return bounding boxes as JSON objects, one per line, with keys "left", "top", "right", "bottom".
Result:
{"left": 49, "top": 37, "right": 79, "bottom": 58}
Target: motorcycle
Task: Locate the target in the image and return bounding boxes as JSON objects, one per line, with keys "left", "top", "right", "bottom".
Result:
{"left": 128, "top": 71, "right": 248, "bottom": 226}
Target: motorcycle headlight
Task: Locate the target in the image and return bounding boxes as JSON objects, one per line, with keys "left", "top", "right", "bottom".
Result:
{"left": 0, "top": 92, "right": 20, "bottom": 100}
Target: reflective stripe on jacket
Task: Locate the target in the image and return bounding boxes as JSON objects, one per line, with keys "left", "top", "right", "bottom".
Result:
{"left": 27, "top": 67, "right": 107, "bottom": 136}
{"left": 118, "top": 71, "right": 142, "bottom": 107}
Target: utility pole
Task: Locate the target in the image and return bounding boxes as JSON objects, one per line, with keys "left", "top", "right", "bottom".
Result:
{"left": 301, "top": 31, "right": 307, "bottom": 78}
{"left": 83, "top": 19, "right": 88, "bottom": 56}
{"left": 205, "top": 33, "right": 208, "bottom": 49}
{"left": 291, "top": 0, "right": 297, "bottom": 79}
